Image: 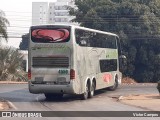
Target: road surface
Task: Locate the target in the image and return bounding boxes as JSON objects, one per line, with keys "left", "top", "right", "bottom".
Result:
{"left": 0, "top": 83, "right": 159, "bottom": 120}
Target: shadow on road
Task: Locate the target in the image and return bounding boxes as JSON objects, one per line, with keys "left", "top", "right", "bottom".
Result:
{"left": 40, "top": 88, "right": 119, "bottom": 102}
{"left": 0, "top": 86, "right": 120, "bottom": 102}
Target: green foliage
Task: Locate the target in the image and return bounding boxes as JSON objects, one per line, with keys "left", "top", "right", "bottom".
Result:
{"left": 70, "top": 0, "right": 160, "bottom": 82}
{"left": 0, "top": 47, "right": 26, "bottom": 81}
{"left": 19, "top": 33, "right": 29, "bottom": 50}
{"left": 0, "top": 10, "right": 9, "bottom": 41}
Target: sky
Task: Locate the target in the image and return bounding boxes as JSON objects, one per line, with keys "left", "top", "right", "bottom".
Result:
{"left": 0, "top": 0, "right": 57, "bottom": 48}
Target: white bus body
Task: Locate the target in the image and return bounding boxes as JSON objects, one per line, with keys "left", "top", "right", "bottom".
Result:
{"left": 28, "top": 25, "right": 122, "bottom": 99}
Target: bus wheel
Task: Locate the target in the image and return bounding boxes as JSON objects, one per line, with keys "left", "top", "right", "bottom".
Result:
{"left": 108, "top": 77, "right": 118, "bottom": 91}
{"left": 45, "top": 93, "right": 63, "bottom": 100}
{"left": 81, "top": 83, "right": 89, "bottom": 100}
{"left": 89, "top": 82, "right": 95, "bottom": 98}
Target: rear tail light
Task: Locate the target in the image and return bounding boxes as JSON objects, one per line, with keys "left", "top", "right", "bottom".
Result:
{"left": 70, "top": 69, "right": 75, "bottom": 79}
{"left": 28, "top": 69, "right": 31, "bottom": 80}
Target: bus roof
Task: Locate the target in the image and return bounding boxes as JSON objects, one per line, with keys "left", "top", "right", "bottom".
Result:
{"left": 73, "top": 25, "right": 118, "bottom": 37}
{"left": 30, "top": 24, "right": 118, "bottom": 37}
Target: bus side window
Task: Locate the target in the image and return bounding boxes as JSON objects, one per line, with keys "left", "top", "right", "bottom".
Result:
{"left": 104, "top": 36, "right": 117, "bottom": 49}
{"left": 76, "top": 29, "right": 90, "bottom": 47}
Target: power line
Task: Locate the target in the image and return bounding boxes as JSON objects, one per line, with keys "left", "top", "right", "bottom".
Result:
{"left": 0, "top": 36, "right": 22, "bottom": 38}
{"left": 4, "top": 11, "right": 32, "bottom": 14}
{"left": 7, "top": 26, "right": 30, "bottom": 28}
{"left": 7, "top": 33, "right": 28, "bottom": 35}
{"left": 7, "top": 14, "right": 31, "bottom": 16}
{"left": 7, "top": 36, "right": 25, "bottom": 38}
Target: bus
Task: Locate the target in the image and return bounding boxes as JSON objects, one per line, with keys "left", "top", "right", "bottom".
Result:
{"left": 28, "top": 25, "right": 124, "bottom": 100}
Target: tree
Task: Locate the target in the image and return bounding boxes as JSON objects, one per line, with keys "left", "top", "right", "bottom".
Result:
{"left": 19, "top": 33, "right": 29, "bottom": 50}
{"left": 0, "top": 9, "right": 9, "bottom": 42}
{"left": 0, "top": 47, "right": 26, "bottom": 81}
{"left": 70, "top": 0, "right": 160, "bottom": 82}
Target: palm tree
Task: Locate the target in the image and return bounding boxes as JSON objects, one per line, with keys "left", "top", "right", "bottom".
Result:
{"left": 0, "top": 9, "right": 9, "bottom": 41}
{"left": 0, "top": 47, "right": 26, "bottom": 81}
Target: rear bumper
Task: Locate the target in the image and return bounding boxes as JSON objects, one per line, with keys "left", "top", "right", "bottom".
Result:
{"left": 28, "top": 81, "right": 75, "bottom": 94}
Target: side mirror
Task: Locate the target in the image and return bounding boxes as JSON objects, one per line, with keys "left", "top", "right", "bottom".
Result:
{"left": 119, "top": 55, "right": 127, "bottom": 72}
{"left": 119, "top": 55, "right": 126, "bottom": 59}
{"left": 157, "top": 80, "right": 160, "bottom": 95}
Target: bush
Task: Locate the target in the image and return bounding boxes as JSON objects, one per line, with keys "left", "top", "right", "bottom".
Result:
{"left": 157, "top": 80, "right": 160, "bottom": 94}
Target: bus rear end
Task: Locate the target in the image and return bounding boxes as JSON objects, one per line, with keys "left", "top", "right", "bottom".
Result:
{"left": 28, "top": 25, "right": 76, "bottom": 98}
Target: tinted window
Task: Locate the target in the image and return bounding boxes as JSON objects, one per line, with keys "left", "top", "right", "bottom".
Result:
{"left": 75, "top": 29, "right": 117, "bottom": 49}
{"left": 31, "top": 26, "right": 70, "bottom": 43}
{"left": 100, "top": 59, "right": 117, "bottom": 72}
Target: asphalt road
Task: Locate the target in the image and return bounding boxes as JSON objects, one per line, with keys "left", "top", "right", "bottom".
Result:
{"left": 0, "top": 83, "right": 159, "bottom": 120}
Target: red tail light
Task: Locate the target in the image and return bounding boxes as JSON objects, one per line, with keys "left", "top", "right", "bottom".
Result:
{"left": 70, "top": 69, "right": 75, "bottom": 79}
{"left": 28, "top": 69, "right": 31, "bottom": 80}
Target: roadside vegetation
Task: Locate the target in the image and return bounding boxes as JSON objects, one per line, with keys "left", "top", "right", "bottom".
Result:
{"left": 0, "top": 47, "right": 27, "bottom": 81}
{"left": 0, "top": 9, "right": 27, "bottom": 82}
{"left": 69, "top": 0, "right": 160, "bottom": 83}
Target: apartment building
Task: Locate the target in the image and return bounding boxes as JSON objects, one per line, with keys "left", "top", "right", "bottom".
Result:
{"left": 32, "top": 0, "right": 75, "bottom": 25}
{"left": 32, "top": 2, "right": 48, "bottom": 25}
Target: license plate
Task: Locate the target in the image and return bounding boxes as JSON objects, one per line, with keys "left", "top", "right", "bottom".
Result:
{"left": 57, "top": 77, "right": 66, "bottom": 83}
{"left": 35, "top": 77, "right": 44, "bottom": 82}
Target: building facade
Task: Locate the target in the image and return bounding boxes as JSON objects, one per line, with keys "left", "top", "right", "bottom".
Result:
{"left": 32, "top": 2, "right": 48, "bottom": 25}
{"left": 32, "top": 0, "right": 75, "bottom": 25}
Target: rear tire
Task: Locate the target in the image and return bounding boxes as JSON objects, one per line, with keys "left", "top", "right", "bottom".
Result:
{"left": 81, "top": 83, "right": 89, "bottom": 100}
{"left": 108, "top": 77, "right": 118, "bottom": 91}
{"left": 45, "top": 93, "right": 63, "bottom": 100}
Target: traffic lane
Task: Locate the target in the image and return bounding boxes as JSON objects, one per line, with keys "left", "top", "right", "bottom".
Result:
{"left": 0, "top": 87, "right": 145, "bottom": 111}
{"left": 36, "top": 85, "right": 155, "bottom": 111}
{"left": 0, "top": 84, "right": 160, "bottom": 120}
{"left": 0, "top": 86, "right": 142, "bottom": 111}
{"left": 39, "top": 84, "right": 158, "bottom": 100}
{"left": 0, "top": 84, "right": 27, "bottom": 93}
{"left": 0, "top": 83, "right": 157, "bottom": 102}
{"left": 0, "top": 84, "right": 158, "bottom": 111}
{"left": 39, "top": 95, "right": 146, "bottom": 111}
{"left": 0, "top": 84, "right": 38, "bottom": 102}
{"left": 0, "top": 84, "right": 157, "bottom": 101}
{"left": 0, "top": 84, "right": 48, "bottom": 111}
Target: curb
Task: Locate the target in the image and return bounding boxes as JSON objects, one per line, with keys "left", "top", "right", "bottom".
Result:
{"left": 0, "top": 81, "right": 27, "bottom": 84}
{"left": 0, "top": 99, "right": 17, "bottom": 110}
{"left": 6, "top": 100, "right": 17, "bottom": 110}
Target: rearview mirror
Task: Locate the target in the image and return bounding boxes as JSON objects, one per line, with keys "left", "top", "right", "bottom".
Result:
{"left": 119, "top": 55, "right": 127, "bottom": 72}
{"left": 119, "top": 55, "right": 126, "bottom": 59}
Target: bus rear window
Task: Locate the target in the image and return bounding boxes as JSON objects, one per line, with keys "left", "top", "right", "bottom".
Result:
{"left": 31, "top": 26, "right": 70, "bottom": 43}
